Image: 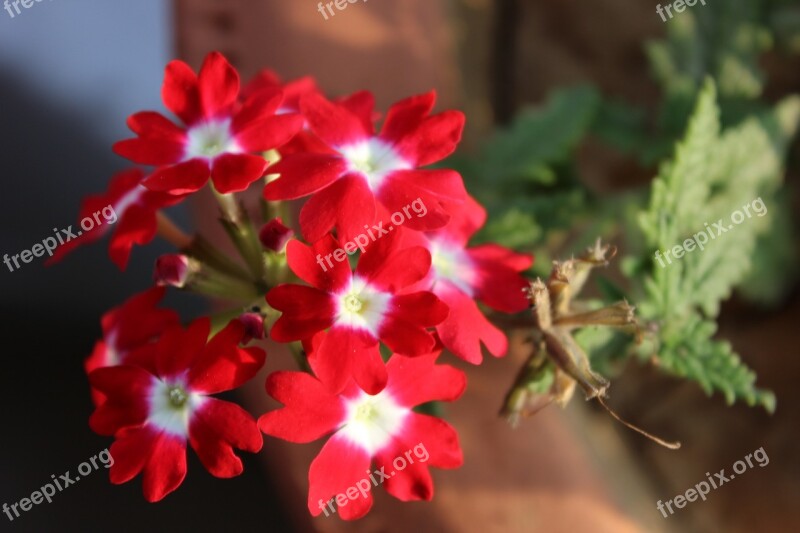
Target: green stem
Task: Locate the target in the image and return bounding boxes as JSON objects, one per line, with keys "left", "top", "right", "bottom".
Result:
{"left": 212, "top": 187, "right": 268, "bottom": 286}
{"left": 183, "top": 234, "right": 253, "bottom": 282}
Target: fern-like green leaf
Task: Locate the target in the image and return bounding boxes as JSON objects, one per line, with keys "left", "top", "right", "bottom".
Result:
{"left": 633, "top": 80, "right": 799, "bottom": 411}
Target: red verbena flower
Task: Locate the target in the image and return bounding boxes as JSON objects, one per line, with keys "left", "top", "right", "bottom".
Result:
{"left": 242, "top": 69, "right": 319, "bottom": 115}
{"left": 263, "top": 91, "right": 467, "bottom": 243}
{"left": 242, "top": 69, "right": 328, "bottom": 155}
{"left": 402, "top": 196, "right": 533, "bottom": 363}
{"left": 113, "top": 52, "right": 303, "bottom": 195}
{"left": 89, "top": 318, "right": 266, "bottom": 502}
{"left": 259, "top": 351, "right": 465, "bottom": 520}
{"left": 85, "top": 285, "right": 179, "bottom": 383}
{"left": 48, "top": 168, "right": 182, "bottom": 270}
{"left": 266, "top": 233, "right": 448, "bottom": 394}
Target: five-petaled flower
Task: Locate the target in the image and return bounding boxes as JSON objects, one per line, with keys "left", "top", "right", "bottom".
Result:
{"left": 402, "top": 195, "right": 533, "bottom": 363}
{"left": 113, "top": 52, "right": 303, "bottom": 195}
{"left": 85, "top": 286, "right": 179, "bottom": 405}
{"left": 263, "top": 91, "right": 467, "bottom": 243}
{"left": 259, "top": 351, "right": 465, "bottom": 520}
{"left": 266, "top": 233, "right": 448, "bottom": 394}
{"left": 47, "top": 168, "right": 183, "bottom": 270}
{"left": 89, "top": 318, "right": 266, "bottom": 502}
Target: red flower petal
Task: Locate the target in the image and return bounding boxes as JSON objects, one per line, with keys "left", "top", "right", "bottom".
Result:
{"left": 308, "top": 326, "right": 386, "bottom": 395}
{"left": 372, "top": 414, "right": 462, "bottom": 501}
{"left": 113, "top": 138, "right": 185, "bottom": 166}
{"left": 211, "top": 153, "right": 267, "bottom": 193}
{"left": 121, "top": 343, "right": 159, "bottom": 375}
{"left": 234, "top": 113, "right": 304, "bottom": 152}
{"left": 301, "top": 92, "right": 371, "bottom": 148}
{"left": 108, "top": 203, "right": 159, "bottom": 270}
{"left": 143, "top": 159, "right": 210, "bottom": 195}
{"left": 400, "top": 414, "right": 463, "bottom": 469}
{"left": 338, "top": 90, "right": 376, "bottom": 136}
{"left": 263, "top": 153, "right": 348, "bottom": 200}
{"left": 46, "top": 169, "right": 149, "bottom": 268}
{"left": 259, "top": 371, "right": 344, "bottom": 443}
{"left": 357, "top": 242, "right": 431, "bottom": 292}
{"left": 378, "top": 169, "right": 466, "bottom": 232}
{"left": 155, "top": 319, "right": 210, "bottom": 378}
{"left": 470, "top": 243, "right": 533, "bottom": 272}
{"left": 373, "top": 441, "right": 433, "bottom": 502}
{"left": 435, "top": 284, "right": 508, "bottom": 364}
{"left": 385, "top": 292, "right": 448, "bottom": 328}
{"left": 429, "top": 194, "right": 487, "bottom": 246}
{"left": 109, "top": 426, "right": 159, "bottom": 485}
{"left": 299, "top": 175, "right": 376, "bottom": 243}
{"left": 161, "top": 59, "right": 202, "bottom": 125}
{"left": 188, "top": 320, "right": 266, "bottom": 394}
{"left": 378, "top": 315, "right": 438, "bottom": 357}
{"left": 104, "top": 286, "right": 178, "bottom": 351}
{"left": 198, "top": 51, "right": 239, "bottom": 118}
{"left": 379, "top": 91, "right": 436, "bottom": 145}
{"left": 385, "top": 353, "right": 466, "bottom": 406}
{"left": 391, "top": 110, "right": 465, "bottom": 166}
{"left": 307, "top": 435, "right": 374, "bottom": 520}
{"left": 285, "top": 235, "right": 350, "bottom": 292}
{"left": 189, "top": 398, "right": 262, "bottom": 478}
{"left": 126, "top": 111, "right": 186, "bottom": 143}
{"left": 88, "top": 366, "right": 152, "bottom": 435}
{"left": 232, "top": 87, "right": 283, "bottom": 132}
{"left": 266, "top": 285, "right": 336, "bottom": 342}
{"left": 470, "top": 245, "right": 532, "bottom": 313}
{"left": 142, "top": 431, "right": 187, "bottom": 502}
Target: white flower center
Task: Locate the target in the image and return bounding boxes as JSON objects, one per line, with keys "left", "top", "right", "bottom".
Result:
{"left": 148, "top": 377, "right": 205, "bottom": 437}
{"left": 185, "top": 118, "right": 239, "bottom": 160}
{"left": 339, "top": 390, "right": 409, "bottom": 454}
{"left": 340, "top": 138, "right": 411, "bottom": 191}
{"left": 430, "top": 240, "right": 476, "bottom": 296}
{"left": 114, "top": 186, "right": 146, "bottom": 218}
{"left": 334, "top": 276, "right": 391, "bottom": 337}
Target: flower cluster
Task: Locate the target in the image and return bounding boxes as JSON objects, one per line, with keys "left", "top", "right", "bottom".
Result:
{"left": 65, "top": 52, "right": 532, "bottom": 518}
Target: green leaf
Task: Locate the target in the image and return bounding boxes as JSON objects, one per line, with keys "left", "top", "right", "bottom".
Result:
{"left": 738, "top": 191, "right": 799, "bottom": 305}
{"left": 644, "top": 314, "right": 776, "bottom": 413}
{"left": 632, "top": 80, "right": 799, "bottom": 411}
{"left": 478, "top": 86, "right": 600, "bottom": 185}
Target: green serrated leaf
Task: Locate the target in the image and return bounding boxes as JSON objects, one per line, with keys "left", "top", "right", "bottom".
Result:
{"left": 631, "top": 80, "right": 797, "bottom": 411}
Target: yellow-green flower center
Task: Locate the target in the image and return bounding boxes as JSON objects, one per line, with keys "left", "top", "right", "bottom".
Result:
{"left": 344, "top": 294, "right": 363, "bottom": 313}
{"left": 168, "top": 386, "right": 189, "bottom": 408}
{"left": 354, "top": 402, "right": 379, "bottom": 423}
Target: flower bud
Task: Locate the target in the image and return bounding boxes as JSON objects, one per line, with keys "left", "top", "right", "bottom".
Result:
{"left": 238, "top": 312, "right": 266, "bottom": 344}
{"left": 259, "top": 218, "right": 294, "bottom": 253}
{"left": 154, "top": 254, "right": 191, "bottom": 288}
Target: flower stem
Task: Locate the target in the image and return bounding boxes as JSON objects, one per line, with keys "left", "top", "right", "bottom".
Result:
{"left": 184, "top": 234, "right": 253, "bottom": 282}
{"left": 212, "top": 188, "right": 268, "bottom": 287}
{"left": 156, "top": 212, "right": 192, "bottom": 249}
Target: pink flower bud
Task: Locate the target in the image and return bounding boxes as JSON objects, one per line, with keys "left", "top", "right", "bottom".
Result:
{"left": 259, "top": 218, "right": 294, "bottom": 252}
{"left": 154, "top": 254, "right": 191, "bottom": 288}
{"left": 238, "top": 312, "right": 266, "bottom": 344}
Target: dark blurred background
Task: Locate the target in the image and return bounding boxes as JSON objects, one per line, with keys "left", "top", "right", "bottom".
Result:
{"left": 1, "top": 1, "right": 799, "bottom": 532}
